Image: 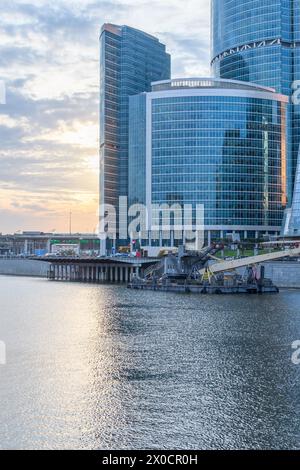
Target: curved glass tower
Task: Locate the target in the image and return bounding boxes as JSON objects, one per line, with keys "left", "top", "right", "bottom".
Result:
{"left": 211, "top": 0, "right": 300, "bottom": 203}
{"left": 129, "top": 78, "right": 288, "bottom": 251}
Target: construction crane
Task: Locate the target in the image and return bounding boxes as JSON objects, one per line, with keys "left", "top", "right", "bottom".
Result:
{"left": 198, "top": 246, "right": 300, "bottom": 275}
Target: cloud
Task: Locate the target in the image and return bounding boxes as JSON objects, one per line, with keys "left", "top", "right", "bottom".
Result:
{"left": 0, "top": 46, "right": 43, "bottom": 67}
{"left": 0, "top": 0, "right": 210, "bottom": 233}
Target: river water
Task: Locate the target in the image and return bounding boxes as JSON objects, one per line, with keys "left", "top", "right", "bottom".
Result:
{"left": 0, "top": 275, "right": 299, "bottom": 450}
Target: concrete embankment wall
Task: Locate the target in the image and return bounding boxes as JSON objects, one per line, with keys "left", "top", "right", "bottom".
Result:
{"left": 263, "top": 261, "right": 300, "bottom": 288}
{"left": 0, "top": 259, "right": 49, "bottom": 277}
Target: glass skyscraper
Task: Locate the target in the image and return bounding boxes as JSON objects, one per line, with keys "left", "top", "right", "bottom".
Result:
{"left": 129, "top": 78, "right": 288, "bottom": 254}
{"left": 99, "top": 24, "right": 170, "bottom": 241}
{"left": 211, "top": 0, "right": 300, "bottom": 204}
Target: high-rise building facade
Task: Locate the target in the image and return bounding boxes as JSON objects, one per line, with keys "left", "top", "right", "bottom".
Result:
{"left": 211, "top": 0, "right": 300, "bottom": 204}
{"left": 99, "top": 24, "right": 170, "bottom": 241}
{"left": 128, "top": 78, "right": 288, "bottom": 254}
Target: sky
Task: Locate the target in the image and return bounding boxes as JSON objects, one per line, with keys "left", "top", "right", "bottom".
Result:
{"left": 0, "top": 0, "right": 210, "bottom": 234}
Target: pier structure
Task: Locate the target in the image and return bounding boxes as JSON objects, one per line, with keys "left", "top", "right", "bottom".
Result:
{"left": 43, "top": 257, "right": 156, "bottom": 284}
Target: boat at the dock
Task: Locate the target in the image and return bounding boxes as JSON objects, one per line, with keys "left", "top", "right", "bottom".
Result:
{"left": 128, "top": 267, "right": 279, "bottom": 294}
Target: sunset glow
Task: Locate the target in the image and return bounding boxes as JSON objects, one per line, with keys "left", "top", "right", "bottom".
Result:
{"left": 0, "top": 0, "right": 210, "bottom": 233}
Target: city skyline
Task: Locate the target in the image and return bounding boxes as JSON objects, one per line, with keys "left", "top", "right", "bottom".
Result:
{"left": 1, "top": 1, "right": 300, "bottom": 454}
{"left": 0, "top": 0, "right": 210, "bottom": 234}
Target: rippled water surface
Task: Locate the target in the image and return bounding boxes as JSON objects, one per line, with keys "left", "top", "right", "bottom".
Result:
{"left": 0, "top": 275, "right": 300, "bottom": 449}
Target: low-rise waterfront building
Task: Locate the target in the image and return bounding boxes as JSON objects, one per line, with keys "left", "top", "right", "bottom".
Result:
{"left": 0, "top": 232, "right": 101, "bottom": 257}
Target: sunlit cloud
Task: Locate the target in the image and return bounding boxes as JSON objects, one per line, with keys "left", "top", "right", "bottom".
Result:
{"left": 0, "top": 0, "right": 210, "bottom": 233}
{"left": 24, "top": 120, "right": 98, "bottom": 150}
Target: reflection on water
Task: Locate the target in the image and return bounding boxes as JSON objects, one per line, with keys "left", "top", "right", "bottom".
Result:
{"left": 0, "top": 275, "right": 300, "bottom": 449}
